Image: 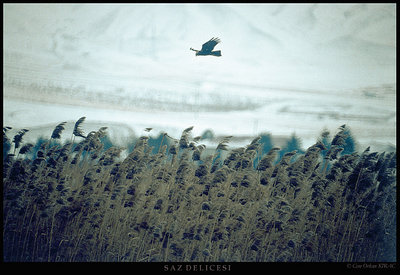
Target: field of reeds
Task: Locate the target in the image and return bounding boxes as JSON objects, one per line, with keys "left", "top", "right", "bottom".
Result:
{"left": 3, "top": 118, "right": 396, "bottom": 262}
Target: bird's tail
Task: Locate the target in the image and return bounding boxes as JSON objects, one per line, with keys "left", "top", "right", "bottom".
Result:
{"left": 210, "top": 50, "right": 222, "bottom": 56}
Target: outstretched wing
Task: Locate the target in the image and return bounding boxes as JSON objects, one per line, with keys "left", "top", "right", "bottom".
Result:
{"left": 200, "top": 37, "right": 221, "bottom": 53}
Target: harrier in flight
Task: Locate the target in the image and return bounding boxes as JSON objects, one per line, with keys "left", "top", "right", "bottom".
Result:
{"left": 190, "top": 37, "right": 222, "bottom": 56}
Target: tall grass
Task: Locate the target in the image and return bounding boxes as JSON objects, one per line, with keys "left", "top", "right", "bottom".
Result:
{"left": 2, "top": 121, "right": 396, "bottom": 262}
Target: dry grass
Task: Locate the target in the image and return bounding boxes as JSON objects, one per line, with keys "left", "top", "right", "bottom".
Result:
{"left": 3, "top": 120, "right": 396, "bottom": 262}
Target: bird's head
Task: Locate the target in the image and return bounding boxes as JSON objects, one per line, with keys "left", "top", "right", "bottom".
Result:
{"left": 190, "top": 48, "right": 199, "bottom": 55}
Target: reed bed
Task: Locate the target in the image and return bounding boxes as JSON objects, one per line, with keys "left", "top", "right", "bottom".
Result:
{"left": 3, "top": 119, "right": 396, "bottom": 262}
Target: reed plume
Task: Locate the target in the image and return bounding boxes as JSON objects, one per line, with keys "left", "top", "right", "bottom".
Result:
{"left": 72, "top": 116, "right": 86, "bottom": 139}
{"left": 51, "top": 122, "right": 67, "bottom": 140}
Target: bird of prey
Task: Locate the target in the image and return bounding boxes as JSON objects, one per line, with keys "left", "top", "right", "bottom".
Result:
{"left": 190, "top": 37, "right": 222, "bottom": 56}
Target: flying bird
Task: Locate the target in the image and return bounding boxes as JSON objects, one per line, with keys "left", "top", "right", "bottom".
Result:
{"left": 190, "top": 37, "right": 222, "bottom": 56}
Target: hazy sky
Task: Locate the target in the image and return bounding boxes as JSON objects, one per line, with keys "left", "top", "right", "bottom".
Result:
{"left": 4, "top": 3, "right": 396, "bottom": 89}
